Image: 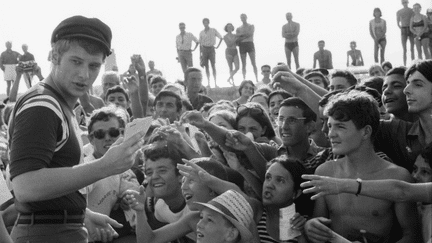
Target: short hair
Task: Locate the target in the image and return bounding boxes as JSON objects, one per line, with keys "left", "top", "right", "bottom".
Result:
{"left": 184, "top": 67, "right": 202, "bottom": 85}
{"left": 296, "top": 67, "right": 306, "bottom": 76}
{"left": 192, "top": 158, "right": 228, "bottom": 181}
{"left": 304, "top": 71, "right": 329, "bottom": 89}
{"left": 87, "top": 105, "right": 127, "bottom": 133}
{"left": 373, "top": 7, "right": 382, "bottom": 17}
{"left": 381, "top": 61, "right": 393, "bottom": 70}
{"left": 361, "top": 77, "right": 384, "bottom": 95}
{"left": 351, "top": 85, "right": 383, "bottom": 107}
{"left": 268, "top": 90, "right": 292, "bottom": 107}
{"left": 330, "top": 70, "right": 358, "bottom": 87}
{"left": 350, "top": 41, "right": 356, "bottom": 45}
{"left": 179, "top": 22, "right": 185, "bottom": 27}
{"left": 102, "top": 71, "right": 120, "bottom": 85}
{"left": 256, "top": 85, "right": 272, "bottom": 96}
{"left": 405, "top": 59, "right": 432, "bottom": 83}
{"left": 150, "top": 75, "right": 167, "bottom": 86}
{"left": 208, "top": 103, "right": 236, "bottom": 115}
{"left": 385, "top": 66, "right": 407, "bottom": 77}
{"left": 52, "top": 38, "right": 107, "bottom": 61}
{"left": 324, "top": 90, "right": 380, "bottom": 141}
{"left": 208, "top": 110, "right": 237, "bottom": 128}
{"left": 236, "top": 102, "right": 276, "bottom": 140}
{"left": 202, "top": 18, "right": 210, "bottom": 24}
{"left": 318, "top": 89, "right": 344, "bottom": 107}
{"left": 280, "top": 97, "right": 317, "bottom": 123}
{"left": 413, "top": 3, "right": 421, "bottom": 8}
{"left": 224, "top": 23, "right": 234, "bottom": 32}
{"left": 261, "top": 64, "right": 271, "bottom": 71}
{"left": 368, "top": 64, "right": 385, "bottom": 76}
{"left": 105, "top": 85, "right": 129, "bottom": 102}
{"left": 143, "top": 140, "right": 183, "bottom": 175}
{"left": 318, "top": 40, "right": 325, "bottom": 44}
{"left": 238, "top": 80, "right": 255, "bottom": 96}
{"left": 248, "top": 92, "right": 269, "bottom": 104}
{"left": 154, "top": 90, "right": 182, "bottom": 112}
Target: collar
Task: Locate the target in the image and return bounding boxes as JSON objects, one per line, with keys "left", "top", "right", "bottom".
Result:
{"left": 277, "top": 138, "right": 322, "bottom": 159}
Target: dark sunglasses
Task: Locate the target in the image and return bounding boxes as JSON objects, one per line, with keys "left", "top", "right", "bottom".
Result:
{"left": 237, "top": 104, "right": 264, "bottom": 116}
{"left": 91, "top": 128, "right": 123, "bottom": 139}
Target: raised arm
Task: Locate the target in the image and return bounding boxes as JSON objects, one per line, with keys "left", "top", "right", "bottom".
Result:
{"left": 302, "top": 174, "right": 432, "bottom": 203}
{"left": 134, "top": 55, "right": 147, "bottom": 117}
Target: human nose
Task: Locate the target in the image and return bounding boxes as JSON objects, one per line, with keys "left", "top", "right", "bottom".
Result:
{"left": 78, "top": 66, "right": 90, "bottom": 80}
{"left": 181, "top": 178, "right": 189, "bottom": 190}
{"left": 403, "top": 83, "right": 411, "bottom": 95}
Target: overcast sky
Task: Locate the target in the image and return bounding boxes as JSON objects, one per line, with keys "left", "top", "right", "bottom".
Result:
{"left": 0, "top": 0, "right": 430, "bottom": 93}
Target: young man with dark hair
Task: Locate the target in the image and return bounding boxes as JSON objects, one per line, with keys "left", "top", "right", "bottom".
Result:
{"left": 176, "top": 23, "right": 199, "bottom": 73}
{"left": 277, "top": 97, "right": 323, "bottom": 167}
{"left": 256, "top": 64, "right": 272, "bottom": 87}
{"left": 282, "top": 12, "right": 301, "bottom": 70}
{"left": 313, "top": 40, "right": 333, "bottom": 70}
{"left": 150, "top": 75, "right": 167, "bottom": 96}
{"left": 7, "top": 15, "right": 145, "bottom": 242}
{"left": 154, "top": 90, "right": 183, "bottom": 123}
{"left": 305, "top": 91, "right": 421, "bottom": 243}
{"left": 184, "top": 67, "right": 213, "bottom": 111}
{"left": 199, "top": 18, "right": 223, "bottom": 87}
{"left": 328, "top": 69, "right": 358, "bottom": 91}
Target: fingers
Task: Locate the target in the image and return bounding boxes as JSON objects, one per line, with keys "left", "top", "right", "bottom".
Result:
{"left": 105, "top": 215, "right": 123, "bottom": 229}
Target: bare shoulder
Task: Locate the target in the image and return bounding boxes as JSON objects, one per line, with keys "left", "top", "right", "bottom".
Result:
{"left": 379, "top": 160, "right": 413, "bottom": 182}
{"left": 315, "top": 158, "right": 343, "bottom": 177}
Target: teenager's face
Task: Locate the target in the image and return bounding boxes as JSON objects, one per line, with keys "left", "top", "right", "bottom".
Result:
{"left": 196, "top": 208, "right": 235, "bottom": 243}
{"left": 186, "top": 71, "right": 203, "bottom": 94}
{"left": 53, "top": 43, "right": 103, "bottom": 100}
{"left": 404, "top": 71, "right": 432, "bottom": 114}
{"left": 240, "top": 83, "right": 254, "bottom": 97}
{"left": 369, "top": 67, "right": 384, "bottom": 77}
{"left": 278, "top": 106, "right": 310, "bottom": 147}
{"left": 412, "top": 155, "right": 432, "bottom": 183}
{"left": 237, "top": 116, "right": 266, "bottom": 140}
{"left": 89, "top": 118, "right": 121, "bottom": 159}
{"left": 262, "top": 163, "right": 296, "bottom": 207}
{"left": 181, "top": 176, "right": 214, "bottom": 211}
{"left": 308, "top": 76, "right": 326, "bottom": 89}
{"left": 269, "top": 94, "right": 284, "bottom": 120}
{"left": 327, "top": 117, "right": 365, "bottom": 155}
{"left": 329, "top": 77, "right": 351, "bottom": 91}
{"left": 107, "top": 92, "right": 129, "bottom": 109}
{"left": 209, "top": 115, "right": 234, "bottom": 129}
{"left": 382, "top": 74, "right": 408, "bottom": 115}
{"left": 151, "top": 81, "right": 165, "bottom": 96}
{"left": 145, "top": 157, "right": 182, "bottom": 200}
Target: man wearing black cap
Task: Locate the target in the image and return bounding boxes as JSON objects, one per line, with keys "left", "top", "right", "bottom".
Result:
{"left": 7, "top": 15, "right": 145, "bottom": 242}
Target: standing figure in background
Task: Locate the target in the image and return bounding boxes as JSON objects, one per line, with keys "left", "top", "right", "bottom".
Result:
{"left": 176, "top": 22, "right": 199, "bottom": 73}
{"left": 146, "top": 60, "right": 163, "bottom": 77}
{"left": 397, "top": 0, "right": 415, "bottom": 66}
{"left": 199, "top": 18, "right": 223, "bottom": 88}
{"left": 410, "top": 3, "right": 431, "bottom": 60}
{"left": 313, "top": 40, "right": 333, "bottom": 70}
{"left": 0, "top": 41, "right": 20, "bottom": 96}
{"left": 18, "top": 44, "right": 43, "bottom": 88}
{"left": 346, "top": 41, "right": 364, "bottom": 67}
{"left": 236, "top": 13, "right": 258, "bottom": 82}
{"left": 370, "top": 7, "right": 387, "bottom": 64}
{"left": 223, "top": 23, "right": 239, "bottom": 86}
{"left": 282, "top": 12, "right": 300, "bottom": 70}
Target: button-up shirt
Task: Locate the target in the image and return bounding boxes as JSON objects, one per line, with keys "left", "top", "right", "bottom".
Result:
{"left": 199, "top": 28, "right": 222, "bottom": 47}
{"left": 176, "top": 32, "right": 198, "bottom": 51}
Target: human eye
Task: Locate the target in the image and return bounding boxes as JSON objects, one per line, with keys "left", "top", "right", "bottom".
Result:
{"left": 90, "top": 63, "right": 101, "bottom": 70}
{"left": 167, "top": 103, "right": 175, "bottom": 108}
{"left": 238, "top": 127, "right": 245, "bottom": 132}
{"left": 144, "top": 170, "right": 152, "bottom": 177}
{"left": 71, "top": 59, "right": 81, "bottom": 65}
{"left": 265, "top": 174, "right": 271, "bottom": 181}
{"left": 276, "top": 177, "right": 286, "bottom": 184}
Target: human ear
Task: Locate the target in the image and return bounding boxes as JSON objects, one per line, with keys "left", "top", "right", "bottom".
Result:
{"left": 51, "top": 51, "right": 60, "bottom": 65}
{"left": 225, "top": 227, "right": 240, "bottom": 242}
{"left": 293, "top": 188, "right": 302, "bottom": 200}
{"left": 362, "top": 125, "right": 372, "bottom": 140}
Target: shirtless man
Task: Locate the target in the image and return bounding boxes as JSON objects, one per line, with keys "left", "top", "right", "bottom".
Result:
{"left": 282, "top": 12, "right": 300, "bottom": 70}
{"left": 346, "top": 41, "right": 364, "bottom": 67}
{"left": 313, "top": 40, "right": 333, "bottom": 70}
{"left": 304, "top": 91, "right": 421, "bottom": 242}
{"left": 236, "top": 13, "right": 258, "bottom": 82}
{"left": 397, "top": 0, "right": 415, "bottom": 66}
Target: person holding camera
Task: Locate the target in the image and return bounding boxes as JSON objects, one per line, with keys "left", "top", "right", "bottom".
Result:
{"left": 18, "top": 44, "right": 44, "bottom": 88}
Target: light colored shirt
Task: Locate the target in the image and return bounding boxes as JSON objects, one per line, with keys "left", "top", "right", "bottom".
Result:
{"left": 199, "top": 28, "right": 222, "bottom": 47}
{"left": 176, "top": 32, "right": 198, "bottom": 50}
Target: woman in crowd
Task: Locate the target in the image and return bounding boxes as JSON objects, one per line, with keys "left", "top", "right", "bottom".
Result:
{"left": 248, "top": 92, "right": 269, "bottom": 114}
{"left": 410, "top": 3, "right": 431, "bottom": 60}
{"left": 369, "top": 7, "right": 387, "bottom": 64}
{"left": 224, "top": 23, "right": 240, "bottom": 86}
{"left": 233, "top": 80, "right": 255, "bottom": 108}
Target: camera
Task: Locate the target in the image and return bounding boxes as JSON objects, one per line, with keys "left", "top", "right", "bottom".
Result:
{"left": 18, "top": 61, "right": 37, "bottom": 72}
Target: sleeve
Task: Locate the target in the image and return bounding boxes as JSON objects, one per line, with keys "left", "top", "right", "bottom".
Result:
{"left": 9, "top": 98, "right": 64, "bottom": 180}
{"left": 215, "top": 29, "right": 222, "bottom": 39}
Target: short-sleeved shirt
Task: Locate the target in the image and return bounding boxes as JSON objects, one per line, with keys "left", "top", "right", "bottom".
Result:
{"left": 199, "top": 28, "right": 222, "bottom": 47}
{"left": 8, "top": 82, "right": 85, "bottom": 213}
{"left": 0, "top": 50, "right": 20, "bottom": 65}
{"left": 176, "top": 32, "right": 199, "bottom": 51}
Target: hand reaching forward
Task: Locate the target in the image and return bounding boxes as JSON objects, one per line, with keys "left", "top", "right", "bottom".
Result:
{"left": 85, "top": 209, "right": 122, "bottom": 242}
{"left": 301, "top": 174, "right": 342, "bottom": 200}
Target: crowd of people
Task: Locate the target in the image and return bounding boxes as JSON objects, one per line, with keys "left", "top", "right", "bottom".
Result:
{"left": 0, "top": 2, "right": 431, "bottom": 243}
